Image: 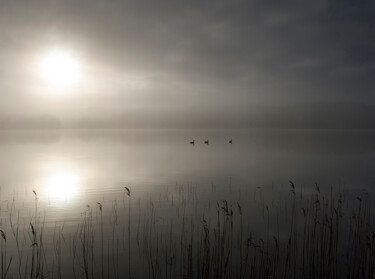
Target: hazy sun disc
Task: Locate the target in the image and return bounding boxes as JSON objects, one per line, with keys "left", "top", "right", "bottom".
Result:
{"left": 38, "top": 49, "right": 81, "bottom": 88}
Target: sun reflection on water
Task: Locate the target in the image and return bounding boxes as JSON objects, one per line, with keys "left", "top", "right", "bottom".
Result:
{"left": 44, "top": 169, "right": 80, "bottom": 203}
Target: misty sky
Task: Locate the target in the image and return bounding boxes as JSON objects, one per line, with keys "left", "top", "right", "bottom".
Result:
{"left": 0, "top": 0, "right": 374, "bottom": 127}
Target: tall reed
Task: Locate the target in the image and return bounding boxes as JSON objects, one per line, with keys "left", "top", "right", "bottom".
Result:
{"left": 0, "top": 182, "right": 374, "bottom": 278}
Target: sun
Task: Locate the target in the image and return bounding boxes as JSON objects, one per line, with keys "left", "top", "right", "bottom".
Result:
{"left": 38, "top": 48, "right": 81, "bottom": 89}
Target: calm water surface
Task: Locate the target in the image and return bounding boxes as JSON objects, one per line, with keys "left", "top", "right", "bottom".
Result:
{"left": 0, "top": 128, "right": 374, "bottom": 277}
{"left": 1, "top": 128, "right": 374, "bottom": 197}
{"left": 0, "top": 128, "right": 374, "bottom": 218}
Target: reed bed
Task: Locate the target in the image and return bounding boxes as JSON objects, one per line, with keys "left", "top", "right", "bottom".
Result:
{"left": 0, "top": 182, "right": 374, "bottom": 278}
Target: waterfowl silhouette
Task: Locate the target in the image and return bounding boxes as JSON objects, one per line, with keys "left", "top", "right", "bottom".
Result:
{"left": 229, "top": 140, "right": 233, "bottom": 144}
{"left": 190, "top": 140, "right": 195, "bottom": 146}
{"left": 204, "top": 140, "right": 209, "bottom": 145}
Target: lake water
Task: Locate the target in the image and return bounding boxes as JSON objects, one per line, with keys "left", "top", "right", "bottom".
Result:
{"left": 1, "top": 128, "right": 374, "bottom": 196}
{"left": 0, "top": 128, "right": 374, "bottom": 278}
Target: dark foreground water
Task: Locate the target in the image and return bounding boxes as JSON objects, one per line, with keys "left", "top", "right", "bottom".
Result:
{"left": 0, "top": 128, "right": 374, "bottom": 278}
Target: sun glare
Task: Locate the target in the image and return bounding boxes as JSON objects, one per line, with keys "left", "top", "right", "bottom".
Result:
{"left": 38, "top": 48, "right": 81, "bottom": 89}
{"left": 45, "top": 170, "right": 80, "bottom": 202}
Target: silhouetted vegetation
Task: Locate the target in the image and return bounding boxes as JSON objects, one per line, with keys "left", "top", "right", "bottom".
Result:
{"left": 1, "top": 182, "right": 374, "bottom": 278}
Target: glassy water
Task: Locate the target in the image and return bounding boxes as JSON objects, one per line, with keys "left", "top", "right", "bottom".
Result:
{"left": 0, "top": 128, "right": 374, "bottom": 277}
{"left": 1, "top": 128, "right": 374, "bottom": 195}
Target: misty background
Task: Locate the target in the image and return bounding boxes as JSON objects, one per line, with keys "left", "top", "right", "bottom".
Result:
{"left": 0, "top": 0, "right": 374, "bottom": 129}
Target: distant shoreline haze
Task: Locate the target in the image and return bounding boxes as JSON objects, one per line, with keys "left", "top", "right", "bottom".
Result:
{"left": 0, "top": 102, "right": 374, "bottom": 130}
